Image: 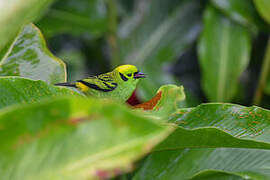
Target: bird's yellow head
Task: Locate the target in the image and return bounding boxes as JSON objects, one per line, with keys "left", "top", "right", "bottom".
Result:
{"left": 114, "top": 64, "right": 145, "bottom": 82}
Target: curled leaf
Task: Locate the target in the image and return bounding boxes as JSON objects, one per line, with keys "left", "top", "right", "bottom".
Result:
{"left": 134, "top": 91, "right": 162, "bottom": 110}
{"left": 135, "top": 85, "right": 185, "bottom": 119}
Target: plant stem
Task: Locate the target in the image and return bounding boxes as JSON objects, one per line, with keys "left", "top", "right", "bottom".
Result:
{"left": 253, "top": 37, "right": 270, "bottom": 105}
{"left": 106, "top": 0, "right": 121, "bottom": 67}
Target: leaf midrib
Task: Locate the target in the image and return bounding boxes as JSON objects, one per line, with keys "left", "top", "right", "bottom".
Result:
{"left": 217, "top": 20, "right": 230, "bottom": 101}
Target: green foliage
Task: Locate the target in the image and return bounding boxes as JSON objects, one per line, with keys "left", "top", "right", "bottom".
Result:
{"left": 36, "top": 0, "right": 107, "bottom": 38}
{"left": 198, "top": 6, "right": 251, "bottom": 102}
{"left": 134, "top": 148, "right": 270, "bottom": 179}
{"left": 0, "top": 0, "right": 54, "bottom": 51}
{"left": 119, "top": 0, "right": 202, "bottom": 100}
{"left": 1, "top": 0, "right": 270, "bottom": 179}
{"left": 0, "top": 77, "right": 80, "bottom": 109}
{"left": 254, "top": 0, "right": 270, "bottom": 24}
{"left": 0, "top": 97, "right": 173, "bottom": 180}
{"left": 211, "top": 0, "right": 267, "bottom": 32}
{"left": 191, "top": 171, "right": 244, "bottom": 180}
{"left": 134, "top": 103, "right": 270, "bottom": 179}
{"left": 57, "top": 49, "right": 86, "bottom": 81}
{"left": 263, "top": 40, "right": 270, "bottom": 95}
{"left": 0, "top": 24, "right": 66, "bottom": 84}
{"left": 150, "top": 85, "right": 185, "bottom": 118}
{"left": 162, "top": 103, "right": 270, "bottom": 150}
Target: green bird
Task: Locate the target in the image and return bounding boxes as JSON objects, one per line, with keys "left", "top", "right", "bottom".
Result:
{"left": 55, "top": 64, "right": 145, "bottom": 102}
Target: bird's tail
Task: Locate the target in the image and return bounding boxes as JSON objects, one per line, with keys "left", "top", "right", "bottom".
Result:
{"left": 55, "top": 82, "right": 76, "bottom": 88}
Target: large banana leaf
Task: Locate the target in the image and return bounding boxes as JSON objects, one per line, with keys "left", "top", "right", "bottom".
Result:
{"left": 0, "top": 97, "right": 173, "bottom": 180}
{"left": 133, "top": 103, "right": 270, "bottom": 179}
{"left": 159, "top": 103, "right": 270, "bottom": 150}
{"left": 198, "top": 5, "right": 251, "bottom": 102}
{"left": 0, "top": 24, "right": 66, "bottom": 84}
{"left": 134, "top": 148, "right": 270, "bottom": 180}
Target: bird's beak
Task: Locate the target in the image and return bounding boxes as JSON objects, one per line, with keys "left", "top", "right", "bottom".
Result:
{"left": 134, "top": 72, "right": 146, "bottom": 79}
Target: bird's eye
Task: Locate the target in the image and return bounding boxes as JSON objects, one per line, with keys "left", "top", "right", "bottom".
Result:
{"left": 127, "top": 73, "right": 132, "bottom": 77}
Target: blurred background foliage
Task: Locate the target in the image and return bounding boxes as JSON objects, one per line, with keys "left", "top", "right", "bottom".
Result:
{"left": 34, "top": 0, "right": 270, "bottom": 108}
{"left": 1, "top": 0, "right": 270, "bottom": 179}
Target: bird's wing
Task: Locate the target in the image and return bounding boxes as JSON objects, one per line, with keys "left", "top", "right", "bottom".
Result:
{"left": 78, "top": 72, "right": 117, "bottom": 92}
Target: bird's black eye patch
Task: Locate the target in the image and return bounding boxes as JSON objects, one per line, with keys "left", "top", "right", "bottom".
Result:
{"left": 119, "top": 72, "right": 128, "bottom": 81}
{"left": 127, "top": 73, "right": 132, "bottom": 77}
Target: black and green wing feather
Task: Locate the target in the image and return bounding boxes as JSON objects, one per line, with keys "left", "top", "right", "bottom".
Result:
{"left": 55, "top": 72, "right": 118, "bottom": 92}
{"left": 78, "top": 72, "right": 117, "bottom": 92}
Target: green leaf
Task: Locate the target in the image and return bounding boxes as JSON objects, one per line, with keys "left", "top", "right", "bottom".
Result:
{"left": 211, "top": 0, "right": 268, "bottom": 32}
{"left": 0, "top": 0, "right": 54, "bottom": 51}
{"left": 158, "top": 103, "right": 270, "bottom": 150}
{"left": 134, "top": 103, "right": 270, "bottom": 179}
{"left": 119, "top": 0, "right": 202, "bottom": 100}
{"left": 254, "top": 0, "right": 270, "bottom": 24}
{"left": 135, "top": 85, "right": 186, "bottom": 120}
{"left": 134, "top": 148, "right": 270, "bottom": 180}
{"left": 0, "top": 24, "right": 66, "bottom": 84}
{"left": 198, "top": 5, "right": 251, "bottom": 102}
{"left": 191, "top": 171, "right": 244, "bottom": 180}
{"left": 0, "top": 77, "right": 80, "bottom": 109}
{"left": 36, "top": 0, "right": 107, "bottom": 38}
{"left": 0, "top": 97, "right": 174, "bottom": 180}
